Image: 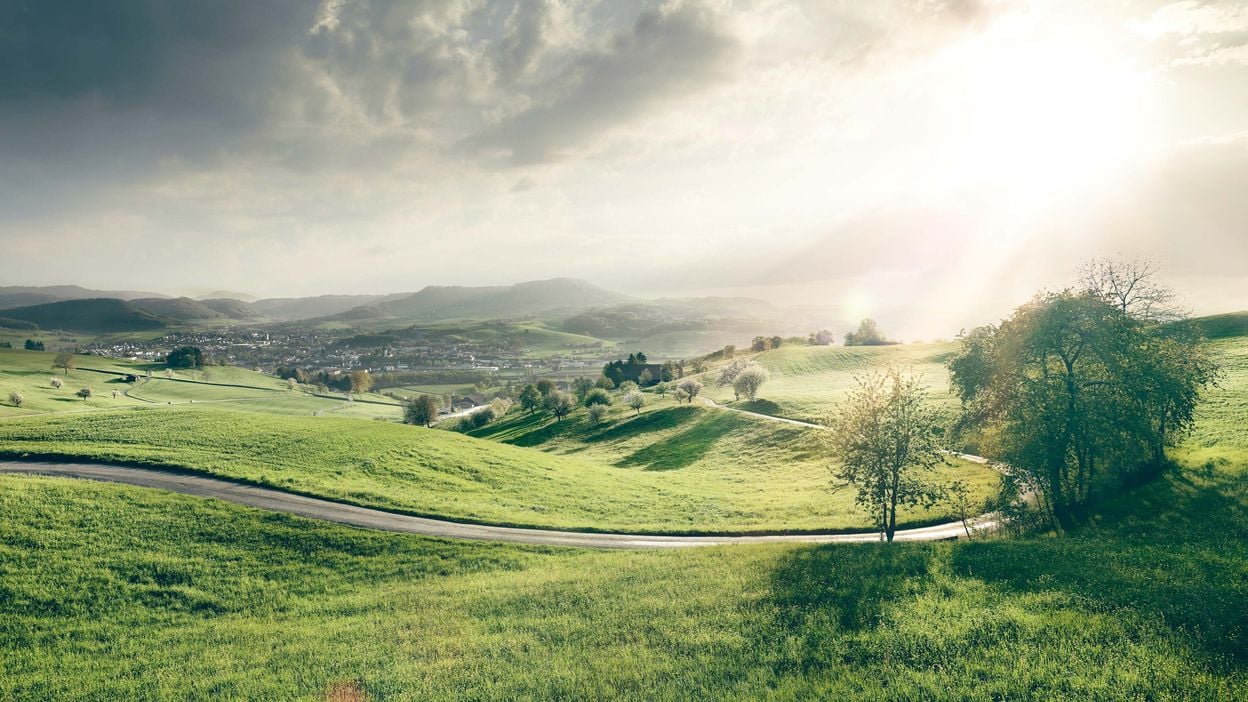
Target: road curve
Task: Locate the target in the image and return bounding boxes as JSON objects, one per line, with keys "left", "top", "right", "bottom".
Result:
{"left": 0, "top": 461, "right": 993, "bottom": 549}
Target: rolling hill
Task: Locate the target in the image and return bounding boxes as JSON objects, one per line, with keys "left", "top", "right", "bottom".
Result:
{"left": 250, "top": 293, "right": 408, "bottom": 321}
{"left": 0, "top": 285, "right": 169, "bottom": 311}
{"left": 336, "top": 278, "right": 632, "bottom": 323}
{"left": 130, "top": 297, "right": 225, "bottom": 322}
{"left": 0, "top": 298, "right": 167, "bottom": 333}
{"left": 198, "top": 298, "right": 262, "bottom": 319}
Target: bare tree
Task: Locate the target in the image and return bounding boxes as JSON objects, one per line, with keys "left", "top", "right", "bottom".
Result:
{"left": 53, "top": 353, "right": 75, "bottom": 375}
{"left": 1078, "top": 256, "right": 1186, "bottom": 322}
{"left": 624, "top": 390, "right": 645, "bottom": 414}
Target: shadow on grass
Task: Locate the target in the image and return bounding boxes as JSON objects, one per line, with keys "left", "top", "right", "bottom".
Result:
{"left": 614, "top": 409, "right": 737, "bottom": 471}
{"left": 768, "top": 543, "right": 936, "bottom": 633}
{"left": 734, "top": 399, "right": 784, "bottom": 416}
{"left": 951, "top": 466, "right": 1248, "bottom": 667}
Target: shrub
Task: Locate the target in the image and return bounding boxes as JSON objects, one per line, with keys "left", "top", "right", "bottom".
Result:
{"left": 471, "top": 407, "right": 496, "bottom": 428}
{"left": 584, "top": 388, "right": 612, "bottom": 407}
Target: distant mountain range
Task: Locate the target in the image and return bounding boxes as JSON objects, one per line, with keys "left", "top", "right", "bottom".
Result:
{"left": 0, "top": 279, "right": 632, "bottom": 332}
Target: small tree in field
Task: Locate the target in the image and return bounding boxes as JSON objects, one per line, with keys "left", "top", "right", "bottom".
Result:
{"left": 519, "top": 384, "right": 542, "bottom": 413}
{"left": 536, "top": 379, "right": 556, "bottom": 397}
{"left": 404, "top": 394, "right": 441, "bottom": 427}
{"left": 349, "top": 370, "right": 373, "bottom": 395}
{"left": 287, "top": 377, "right": 298, "bottom": 391}
{"left": 545, "top": 391, "right": 575, "bottom": 421}
{"left": 587, "top": 403, "right": 608, "bottom": 426}
{"left": 8, "top": 391, "right": 23, "bottom": 407}
{"left": 50, "top": 377, "right": 63, "bottom": 389}
{"left": 76, "top": 387, "right": 93, "bottom": 401}
{"left": 829, "top": 368, "right": 946, "bottom": 542}
{"left": 732, "top": 363, "right": 769, "bottom": 401}
{"left": 654, "top": 381, "right": 668, "bottom": 397}
{"left": 53, "top": 353, "right": 75, "bottom": 375}
{"left": 676, "top": 379, "right": 702, "bottom": 404}
{"left": 624, "top": 390, "right": 645, "bottom": 414}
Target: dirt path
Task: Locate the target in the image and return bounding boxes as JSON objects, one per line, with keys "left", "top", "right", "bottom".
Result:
{"left": 0, "top": 461, "right": 992, "bottom": 549}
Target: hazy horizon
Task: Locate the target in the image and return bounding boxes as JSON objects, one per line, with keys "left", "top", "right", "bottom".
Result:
{"left": 3, "top": 0, "right": 1247, "bottom": 339}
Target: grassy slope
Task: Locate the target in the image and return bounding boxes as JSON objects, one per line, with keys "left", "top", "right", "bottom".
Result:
{"left": 1, "top": 468, "right": 1242, "bottom": 700}
{"left": 700, "top": 343, "right": 959, "bottom": 424}
{"left": 0, "top": 403, "right": 992, "bottom": 534}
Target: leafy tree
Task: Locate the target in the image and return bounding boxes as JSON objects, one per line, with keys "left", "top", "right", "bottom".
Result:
{"left": 287, "top": 377, "right": 298, "bottom": 391}
{"left": 654, "top": 381, "right": 668, "bottom": 397}
{"left": 587, "top": 403, "right": 608, "bottom": 426}
{"left": 717, "top": 359, "right": 752, "bottom": 399}
{"left": 349, "top": 370, "right": 373, "bottom": 394}
{"left": 571, "top": 376, "right": 594, "bottom": 399}
{"left": 519, "top": 384, "right": 542, "bottom": 413}
{"left": 732, "top": 363, "right": 769, "bottom": 401}
{"left": 536, "top": 379, "right": 556, "bottom": 397}
{"left": 24, "top": 339, "right": 44, "bottom": 351}
{"left": 8, "top": 391, "right": 23, "bottom": 407}
{"left": 166, "top": 346, "right": 203, "bottom": 368}
{"left": 843, "top": 319, "right": 892, "bottom": 346}
{"left": 829, "top": 368, "right": 946, "bottom": 542}
{"left": 676, "top": 379, "right": 702, "bottom": 404}
{"left": 583, "top": 388, "right": 612, "bottom": 407}
{"left": 814, "top": 329, "right": 835, "bottom": 345}
{"left": 672, "top": 387, "right": 690, "bottom": 403}
{"left": 949, "top": 291, "right": 1216, "bottom": 530}
{"left": 53, "top": 353, "right": 75, "bottom": 375}
{"left": 770, "top": 336, "right": 783, "bottom": 349}
{"left": 595, "top": 375, "right": 615, "bottom": 390}
{"left": 661, "top": 361, "right": 678, "bottom": 382}
{"left": 638, "top": 369, "right": 654, "bottom": 386}
{"left": 751, "top": 336, "right": 771, "bottom": 352}
{"left": 544, "top": 391, "right": 575, "bottom": 421}
{"left": 624, "top": 390, "right": 645, "bottom": 414}
{"left": 49, "top": 377, "right": 63, "bottom": 389}
{"left": 617, "top": 380, "right": 638, "bottom": 394}
{"left": 404, "top": 394, "right": 441, "bottom": 427}
{"left": 471, "top": 406, "right": 496, "bottom": 428}
{"left": 723, "top": 345, "right": 735, "bottom": 359}
{"left": 76, "top": 387, "right": 93, "bottom": 401}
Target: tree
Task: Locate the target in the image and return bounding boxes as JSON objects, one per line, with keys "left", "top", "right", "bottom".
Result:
{"left": 287, "top": 377, "right": 298, "bottom": 391}
{"left": 490, "top": 397, "right": 513, "bottom": 418}
{"left": 595, "top": 375, "right": 615, "bottom": 390}
{"left": 717, "top": 359, "right": 752, "bottom": 399}
{"left": 676, "top": 379, "right": 702, "bottom": 403}
{"left": 404, "top": 394, "right": 441, "bottom": 427}
{"left": 583, "top": 388, "right": 612, "bottom": 407}
{"left": 24, "top": 339, "right": 44, "bottom": 351}
{"left": 348, "top": 370, "right": 373, "bottom": 395}
{"left": 732, "top": 363, "right": 769, "bottom": 401}
{"left": 948, "top": 291, "right": 1216, "bottom": 530}
{"left": 844, "top": 319, "right": 892, "bottom": 346}
{"left": 544, "top": 391, "right": 575, "bottom": 421}
{"left": 572, "top": 376, "right": 594, "bottom": 399}
{"left": 672, "top": 387, "right": 690, "bottom": 403}
{"left": 8, "top": 391, "right": 22, "bottom": 407}
{"left": 624, "top": 390, "right": 645, "bottom": 414}
{"left": 770, "top": 336, "right": 783, "bottom": 349}
{"left": 638, "top": 369, "right": 654, "bottom": 386}
{"left": 536, "top": 379, "right": 556, "bottom": 396}
{"left": 76, "top": 387, "right": 93, "bottom": 401}
{"left": 471, "top": 406, "right": 496, "bottom": 428}
{"left": 587, "top": 403, "right": 608, "bottom": 426}
{"left": 1078, "top": 256, "right": 1185, "bottom": 323}
{"left": 723, "top": 345, "right": 735, "bottom": 359}
{"left": 519, "top": 384, "right": 542, "bottom": 414}
{"left": 50, "top": 377, "right": 63, "bottom": 389}
{"left": 53, "top": 353, "right": 75, "bottom": 375}
{"left": 829, "top": 368, "right": 946, "bottom": 542}
{"left": 814, "top": 329, "right": 835, "bottom": 345}
{"left": 166, "top": 346, "right": 203, "bottom": 368}
{"left": 617, "top": 380, "right": 638, "bottom": 395}
{"left": 751, "top": 336, "right": 771, "bottom": 352}
{"left": 654, "top": 381, "right": 669, "bottom": 397}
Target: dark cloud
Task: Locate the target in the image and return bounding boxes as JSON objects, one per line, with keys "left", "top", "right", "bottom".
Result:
{"left": 468, "top": 2, "right": 742, "bottom": 164}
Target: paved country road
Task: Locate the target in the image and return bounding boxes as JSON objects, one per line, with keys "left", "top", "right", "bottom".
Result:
{"left": 0, "top": 461, "right": 993, "bottom": 549}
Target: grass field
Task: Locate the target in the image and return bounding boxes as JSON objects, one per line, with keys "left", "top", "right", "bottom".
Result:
{"left": 1, "top": 462, "right": 1242, "bottom": 700}
{"left": 699, "top": 343, "right": 960, "bottom": 424}
{"left": 0, "top": 349, "right": 403, "bottom": 420}
{"left": 0, "top": 402, "right": 996, "bottom": 534}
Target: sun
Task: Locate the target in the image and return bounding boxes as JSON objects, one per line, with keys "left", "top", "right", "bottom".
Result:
{"left": 943, "top": 29, "right": 1157, "bottom": 201}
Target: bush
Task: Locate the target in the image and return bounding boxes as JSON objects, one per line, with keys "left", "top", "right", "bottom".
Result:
{"left": 471, "top": 407, "right": 496, "bottom": 428}
{"left": 587, "top": 404, "right": 608, "bottom": 426}
{"left": 584, "top": 388, "right": 612, "bottom": 407}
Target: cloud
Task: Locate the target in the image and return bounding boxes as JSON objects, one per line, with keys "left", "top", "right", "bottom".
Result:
{"left": 467, "top": 1, "right": 743, "bottom": 164}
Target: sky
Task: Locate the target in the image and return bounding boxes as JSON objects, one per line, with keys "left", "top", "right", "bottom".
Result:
{"left": 1, "top": 0, "right": 1246, "bottom": 337}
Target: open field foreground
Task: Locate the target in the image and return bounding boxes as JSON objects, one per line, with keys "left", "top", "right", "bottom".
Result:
{"left": 0, "top": 405, "right": 997, "bottom": 534}
{"left": 0, "top": 469, "right": 1244, "bottom": 700}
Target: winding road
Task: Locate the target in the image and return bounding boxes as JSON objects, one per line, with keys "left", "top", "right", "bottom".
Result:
{"left": 0, "top": 460, "right": 994, "bottom": 549}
